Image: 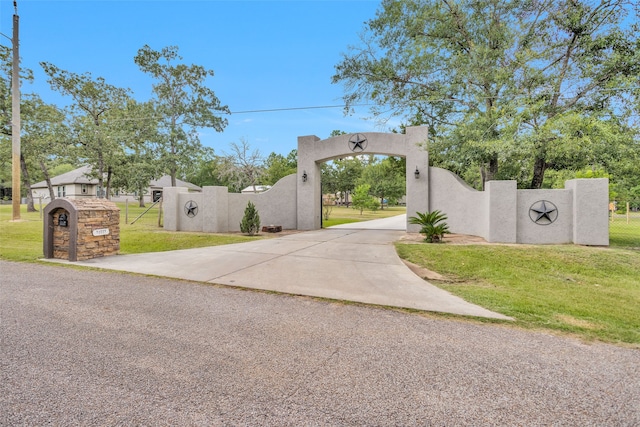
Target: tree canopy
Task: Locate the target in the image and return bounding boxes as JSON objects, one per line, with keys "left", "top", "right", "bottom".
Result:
{"left": 134, "top": 45, "right": 229, "bottom": 186}
{"left": 333, "top": 0, "right": 640, "bottom": 189}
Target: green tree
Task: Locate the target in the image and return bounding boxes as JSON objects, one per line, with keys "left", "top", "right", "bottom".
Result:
{"left": 240, "top": 201, "right": 260, "bottom": 236}
{"left": 21, "top": 94, "right": 71, "bottom": 206}
{"left": 1, "top": 45, "right": 34, "bottom": 201}
{"left": 333, "top": 0, "right": 640, "bottom": 189}
{"left": 134, "top": 45, "right": 229, "bottom": 186}
{"left": 1, "top": 45, "right": 33, "bottom": 137}
{"left": 332, "top": 157, "right": 364, "bottom": 206}
{"left": 108, "top": 99, "right": 162, "bottom": 207}
{"left": 360, "top": 157, "right": 405, "bottom": 209}
{"left": 41, "top": 63, "right": 130, "bottom": 198}
{"left": 186, "top": 152, "right": 232, "bottom": 188}
{"left": 351, "top": 183, "right": 378, "bottom": 215}
{"left": 262, "top": 149, "right": 297, "bottom": 185}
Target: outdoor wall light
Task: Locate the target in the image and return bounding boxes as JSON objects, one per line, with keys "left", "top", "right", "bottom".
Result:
{"left": 302, "top": 170, "right": 308, "bottom": 182}
{"left": 414, "top": 167, "right": 420, "bottom": 179}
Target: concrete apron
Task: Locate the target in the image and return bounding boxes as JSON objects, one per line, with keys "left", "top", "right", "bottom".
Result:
{"left": 48, "top": 224, "right": 510, "bottom": 320}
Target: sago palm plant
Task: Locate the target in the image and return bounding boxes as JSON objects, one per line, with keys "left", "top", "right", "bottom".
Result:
{"left": 408, "top": 210, "right": 450, "bottom": 243}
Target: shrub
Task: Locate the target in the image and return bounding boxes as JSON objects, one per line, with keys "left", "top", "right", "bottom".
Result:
{"left": 409, "top": 210, "right": 450, "bottom": 243}
{"left": 240, "top": 201, "right": 260, "bottom": 236}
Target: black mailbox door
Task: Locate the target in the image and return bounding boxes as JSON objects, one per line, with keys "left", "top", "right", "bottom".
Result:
{"left": 58, "top": 213, "right": 68, "bottom": 227}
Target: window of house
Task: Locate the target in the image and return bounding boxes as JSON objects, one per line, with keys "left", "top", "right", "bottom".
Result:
{"left": 57, "top": 186, "right": 66, "bottom": 197}
{"left": 81, "top": 184, "right": 87, "bottom": 194}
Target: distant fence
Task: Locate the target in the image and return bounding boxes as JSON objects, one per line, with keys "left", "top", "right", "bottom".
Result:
{"left": 119, "top": 199, "right": 163, "bottom": 228}
{"left": 609, "top": 202, "right": 640, "bottom": 248}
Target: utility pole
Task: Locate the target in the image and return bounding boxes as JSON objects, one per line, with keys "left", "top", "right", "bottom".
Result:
{"left": 11, "top": 1, "right": 21, "bottom": 220}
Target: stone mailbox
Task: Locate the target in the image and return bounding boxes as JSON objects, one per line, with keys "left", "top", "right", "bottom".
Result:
{"left": 44, "top": 198, "right": 120, "bottom": 262}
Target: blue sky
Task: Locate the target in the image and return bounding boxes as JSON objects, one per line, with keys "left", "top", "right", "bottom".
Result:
{"left": 1, "top": 0, "right": 388, "bottom": 156}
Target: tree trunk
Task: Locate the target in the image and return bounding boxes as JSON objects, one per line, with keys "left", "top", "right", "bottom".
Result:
{"left": 530, "top": 156, "right": 547, "bottom": 189}
{"left": 20, "top": 154, "right": 36, "bottom": 212}
{"left": 105, "top": 166, "right": 112, "bottom": 200}
{"left": 480, "top": 155, "right": 498, "bottom": 190}
{"left": 489, "top": 155, "right": 498, "bottom": 181}
{"left": 138, "top": 184, "right": 145, "bottom": 208}
{"left": 170, "top": 117, "right": 177, "bottom": 187}
{"left": 97, "top": 153, "right": 105, "bottom": 198}
{"left": 39, "top": 159, "right": 55, "bottom": 200}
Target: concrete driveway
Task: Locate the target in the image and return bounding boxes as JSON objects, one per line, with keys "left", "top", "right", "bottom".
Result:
{"left": 48, "top": 215, "right": 508, "bottom": 320}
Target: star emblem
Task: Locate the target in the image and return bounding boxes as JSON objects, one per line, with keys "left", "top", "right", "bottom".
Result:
{"left": 529, "top": 200, "right": 558, "bottom": 225}
{"left": 348, "top": 133, "right": 368, "bottom": 152}
{"left": 184, "top": 200, "right": 199, "bottom": 218}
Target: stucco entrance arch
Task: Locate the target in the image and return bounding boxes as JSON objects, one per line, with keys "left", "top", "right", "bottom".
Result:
{"left": 296, "top": 126, "right": 430, "bottom": 232}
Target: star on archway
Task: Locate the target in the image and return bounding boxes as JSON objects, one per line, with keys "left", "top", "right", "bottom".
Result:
{"left": 184, "top": 200, "right": 199, "bottom": 218}
{"left": 529, "top": 200, "right": 558, "bottom": 225}
{"left": 348, "top": 133, "right": 368, "bottom": 152}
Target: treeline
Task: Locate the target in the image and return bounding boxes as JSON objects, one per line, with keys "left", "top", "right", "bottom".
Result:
{"left": 0, "top": 45, "right": 229, "bottom": 210}
{"left": 332, "top": 0, "right": 640, "bottom": 209}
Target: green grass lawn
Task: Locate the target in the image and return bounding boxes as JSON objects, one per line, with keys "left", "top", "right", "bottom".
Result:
{"left": 322, "top": 205, "right": 406, "bottom": 227}
{"left": 0, "top": 203, "right": 259, "bottom": 260}
{"left": 396, "top": 243, "right": 640, "bottom": 346}
{"left": 2, "top": 203, "right": 638, "bottom": 346}
{"left": 609, "top": 212, "right": 640, "bottom": 249}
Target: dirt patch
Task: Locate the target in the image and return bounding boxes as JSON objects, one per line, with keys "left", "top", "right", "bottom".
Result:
{"left": 401, "top": 259, "right": 450, "bottom": 281}
{"left": 400, "top": 233, "right": 489, "bottom": 245}
{"left": 555, "top": 314, "right": 604, "bottom": 331}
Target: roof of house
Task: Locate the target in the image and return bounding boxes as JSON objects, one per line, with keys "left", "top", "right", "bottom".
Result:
{"left": 32, "top": 165, "right": 97, "bottom": 188}
{"left": 150, "top": 176, "right": 201, "bottom": 191}
{"left": 32, "top": 166, "right": 201, "bottom": 191}
{"left": 241, "top": 185, "right": 272, "bottom": 193}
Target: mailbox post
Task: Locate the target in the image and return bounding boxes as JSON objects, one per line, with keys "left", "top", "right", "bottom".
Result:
{"left": 44, "top": 198, "right": 120, "bottom": 261}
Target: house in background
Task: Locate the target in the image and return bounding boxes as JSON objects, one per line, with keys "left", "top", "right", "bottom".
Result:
{"left": 31, "top": 165, "right": 99, "bottom": 200}
{"left": 240, "top": 185, "right": 271, "bottom": 194}
{"left": 112, "top": 175, "right": 202, "bottom": 203}
{"left": 31, "top": 166, "right": 201, "bottom": 203}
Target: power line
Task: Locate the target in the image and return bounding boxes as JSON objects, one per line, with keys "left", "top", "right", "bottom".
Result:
{"left": 227, "top": 104, "right": 370, "bottom": 114}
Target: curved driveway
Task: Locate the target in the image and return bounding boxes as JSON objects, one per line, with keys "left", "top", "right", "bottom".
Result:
{"left": 56, "top": 215, "right": 508, "bottom": 320}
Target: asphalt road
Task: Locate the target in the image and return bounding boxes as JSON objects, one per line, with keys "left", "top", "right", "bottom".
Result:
{"left": 2, "top": 260, "right": 639, "bottom": 426}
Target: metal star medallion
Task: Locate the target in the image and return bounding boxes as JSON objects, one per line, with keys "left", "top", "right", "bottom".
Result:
{"left": 529, "top": 200, "right": 558, "bottom": 225}
{"left": 348, "top": 133, "right": 368, "bottom": 152}
{"left": 184, "top": 200, "right": 198, "bottom": 218}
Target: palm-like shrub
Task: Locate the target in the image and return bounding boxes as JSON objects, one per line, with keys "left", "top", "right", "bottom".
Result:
{"left": 409, "top": 210, "right": 450, "bottom": 243}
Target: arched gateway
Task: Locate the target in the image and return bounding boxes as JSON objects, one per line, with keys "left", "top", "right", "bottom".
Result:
{"left": 297, "top": 126, "right": 429, "bottom": 232}
{"left": 164, "top": 124, "right": 608, "bottom": 245}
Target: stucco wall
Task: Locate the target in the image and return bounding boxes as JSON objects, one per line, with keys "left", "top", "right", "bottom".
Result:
{"left": 429, "top": 167, "right": 488, "bottom": 238}
{"left": 227, "top": 174, "right": 297, "bottom": 232}
{"left": 163, "top": 174, "right": 297, "bottom": 233}
{"left": 428, "top": 168, "right": 608, "bottom": 245}
{"left": 516, "top": 189, "right": 573, "bottom": 244}
{"left": 162, "top": 125, "right": 607, "bottom": 246}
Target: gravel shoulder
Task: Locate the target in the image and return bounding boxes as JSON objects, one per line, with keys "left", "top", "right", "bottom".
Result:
{"left": 2, "top": 260, "right": 638, "bottom": 426}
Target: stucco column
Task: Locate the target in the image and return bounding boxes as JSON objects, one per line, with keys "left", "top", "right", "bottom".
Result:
{"left": 162, "top": 186, "right": 187, "bottom": 231}
{"left": 203, "top": 186, "right": 229, "bottom": 233}
{"left": 566, "top": 178, "right": 609, "bottom": 246}
{"left": 297, "top": 135, "right": 322, "bottom": 230}
{"left": 486, "top": 180, "right": 517, "bottom": 243}
{"left": 404, "top": 126, "right": 430, "bottom": 233}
